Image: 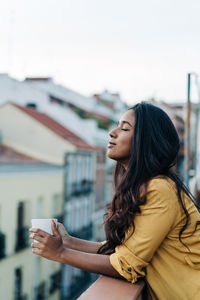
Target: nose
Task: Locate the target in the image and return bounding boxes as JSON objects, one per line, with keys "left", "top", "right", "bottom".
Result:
{"left": 109, "top": 128, "right": 118, "bottom": 138}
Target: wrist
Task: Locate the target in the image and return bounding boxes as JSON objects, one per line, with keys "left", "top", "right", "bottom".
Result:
{"left": 63, "top": 234, "right": 73, "bottom": 248}
{"left": 58, "top": 247, "right": 68, "bottom": 263}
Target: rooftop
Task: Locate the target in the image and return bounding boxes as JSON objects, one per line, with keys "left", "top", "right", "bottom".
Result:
{"left": 25, "top": 77, "right": 114, "bottom": 118}
{"left": 0, "top": 144, "right": 42, "bottom": 164}
{"left": 12, "top": 103, "right": 96, "bottom": 151}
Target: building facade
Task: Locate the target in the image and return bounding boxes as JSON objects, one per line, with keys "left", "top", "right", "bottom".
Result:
{"left": 0, "top": 146, "right": 64, "bottom": 300}
{"left": 0, "top": 102, "right": 98, "bottom": 299}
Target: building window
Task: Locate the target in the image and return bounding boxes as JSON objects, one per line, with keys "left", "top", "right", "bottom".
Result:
{"left": 0, "top": 232, "right": 6, "bottom": 259}
{"left": 49, "top": 270, "right": 61, "bottom": 294}
{"left": 15, "top": 202, "right": 29, "bottom": 252}
{"left": 0, "top": 205, "right": 6, "bottom": 259}
{"left": 14, "top": 268, "right": 22, "bottom": 300}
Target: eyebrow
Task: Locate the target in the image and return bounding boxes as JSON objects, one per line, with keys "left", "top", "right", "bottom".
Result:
{"left": 117, "top": 120, "right": 133, "bottom": 127}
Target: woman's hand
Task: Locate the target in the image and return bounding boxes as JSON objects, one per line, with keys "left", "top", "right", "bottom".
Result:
{"left": 29, "top": 220, "right": 65, "bottom": 261}
{"left": 57, "top": 222, "right": 72, "bottom": 248}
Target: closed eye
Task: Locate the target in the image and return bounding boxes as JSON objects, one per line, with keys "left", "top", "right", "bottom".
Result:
{"left": 121, "top": 128, "right": 129, "bottom": 131}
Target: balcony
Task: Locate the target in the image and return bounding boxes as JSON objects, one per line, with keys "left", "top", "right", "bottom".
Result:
{"left": 81, "top": 180, "right": 93, "bottom": 195}
{"left": 0, "top": 232, "right": 6, "bottom": 259}
{"left": 78, "top": 275, "right": 146, "bottom": 300}
{"left": 15, "top": 227, "right": 29, "bottom": 252}
{"left": 49, "top": 270, "right": 61, "bottom": 294}
{"left": 34, "top": 281, "right": 46, "bottom": 300}
{"left": 71, "top": 180, "right": 93, "bottom": 197}
{"left": 69, "top": 222, "right": 93, "bottom": 240}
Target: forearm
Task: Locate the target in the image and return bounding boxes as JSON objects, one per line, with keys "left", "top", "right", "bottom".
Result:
{"left": 65, "top": 236, "right": 103, "bottom": 254}
{"left": 58, "top": 247, "right": 122, "bottom": 278}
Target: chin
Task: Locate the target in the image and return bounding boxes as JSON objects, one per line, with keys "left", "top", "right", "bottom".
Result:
{"left": 107, "top": 153, "right": 123, "bottom": 162}
{"left": 107, "top": 150, "right": 117, "bottom": 161}
{"left": 108, "top": 156, "right": 118, "bottom": 161}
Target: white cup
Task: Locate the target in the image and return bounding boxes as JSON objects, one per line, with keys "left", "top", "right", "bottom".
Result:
{"left": 31, "top": 219, "right": 58, "bottom": 242}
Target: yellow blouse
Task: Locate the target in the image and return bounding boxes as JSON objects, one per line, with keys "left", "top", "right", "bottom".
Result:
{"left": 108, "top": 176, "right": 200, "bottom": 300}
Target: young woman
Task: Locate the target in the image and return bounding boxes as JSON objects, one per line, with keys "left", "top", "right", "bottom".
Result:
{"left": 29, "top": 102, "right": 200, "bottom": 299}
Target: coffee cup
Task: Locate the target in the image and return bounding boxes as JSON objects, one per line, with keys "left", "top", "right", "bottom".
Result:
{"left": 31, "top": 218, "right": 58, "bottom": 242}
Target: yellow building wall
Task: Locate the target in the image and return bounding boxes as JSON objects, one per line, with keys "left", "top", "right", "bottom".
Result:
{"left": 0, "top": 103, "right": 76, "bottom": 165}
{"left": 0, "top": 168, "right": 64, "bottom": 300}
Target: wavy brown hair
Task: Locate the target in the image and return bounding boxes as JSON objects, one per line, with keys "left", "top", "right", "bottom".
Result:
{"left": 97, "top": 102, "right": 200, "bottom": 255}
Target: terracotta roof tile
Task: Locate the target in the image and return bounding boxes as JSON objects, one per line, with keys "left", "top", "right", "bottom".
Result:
{"left": 12, "top": 103, "right": 96, "bottom": 151}
{"left": 0, "top": 144, "right": 43, "bottom": 164}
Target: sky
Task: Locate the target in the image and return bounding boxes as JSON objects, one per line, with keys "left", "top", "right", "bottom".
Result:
{"left": 0, "top": 0, "right": 200, "bottom": 105}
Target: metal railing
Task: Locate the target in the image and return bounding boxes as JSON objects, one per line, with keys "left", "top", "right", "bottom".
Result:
{"left": 71, "top": 180, "right": 93, "bottom": 197}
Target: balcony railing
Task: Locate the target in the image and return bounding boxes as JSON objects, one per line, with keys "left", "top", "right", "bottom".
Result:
{"left": 69, "top": 222, "right": 93, "bottom": 240}
{"left": 34, "top": 281, "right": 46, "bottom": 300}
{"left": 0, "top": 232, "right": 6, "bottom": 259}
{"left": 78, "top": 275, "right": 146, "bottom": 300}
{"left": 15, "top": 227, "right": 29, "bottom": 252}
{"left": 71, "top": 180, "right": 93, "bottom": 197}
{"left": 49, "top": 270, "right": 61, "bottom": 294}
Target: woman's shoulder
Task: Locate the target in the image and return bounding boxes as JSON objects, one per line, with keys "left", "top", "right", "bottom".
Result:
{"left": 143, "top": 175, "right": 178, "bottom": 207}
{"left": 147, "top": 175, "right": 176, "bottom": 193}
{"left": 137, "top": 176, "right": 179, "bottom": 220}
{"left": 139, "top": 175, "right": 175, "bottom": 199}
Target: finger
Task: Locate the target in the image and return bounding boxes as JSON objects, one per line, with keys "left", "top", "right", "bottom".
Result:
{"left": 31, "top": 242, "right": 43, "bottom": 249}
{"left": 29, "top": 228, "right": 48, "bottom": 237}
{"left": 32, "top": 248, "right": 43, "bottom": 256}
{"left": 51, "top": 220, "right": 61, "bottom": 237}
{"left": 29, "top": 233, "right": 44, "bottom": 243}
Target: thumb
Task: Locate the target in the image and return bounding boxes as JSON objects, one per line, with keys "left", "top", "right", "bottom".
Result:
{"left": 57, "top": 223, "right": 67, "bottom": 235}
{"left": 51, "top": 220, "right": 60, "bottom": 237}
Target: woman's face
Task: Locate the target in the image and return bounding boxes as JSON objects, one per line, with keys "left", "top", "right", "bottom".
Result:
{"left": 107, "top": 110, "right": 135, "bottom": 168}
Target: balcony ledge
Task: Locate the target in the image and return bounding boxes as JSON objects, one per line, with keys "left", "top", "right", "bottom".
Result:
{"left": 78, "top": 275, "right": 146, "bottom": 300}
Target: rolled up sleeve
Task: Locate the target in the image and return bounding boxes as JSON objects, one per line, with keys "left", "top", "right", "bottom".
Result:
{"left": 109, "top": 179, "right": 176, "bottom": 283}
{"left": 110, "top": 244, "right": 148, "bottom": 283}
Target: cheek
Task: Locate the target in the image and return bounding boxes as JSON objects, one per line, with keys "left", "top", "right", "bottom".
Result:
{"left": 119, "top": 143, "right": 132, "bottom": 156}
{"left": 119, "top": 135, "right": 132, "bottom": 154}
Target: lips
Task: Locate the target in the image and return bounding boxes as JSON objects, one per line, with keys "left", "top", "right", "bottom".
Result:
{"left": 108, "top": 141, "right": 116, "bottom": 148}
{"left": 109, "top": 139, "right": 116, "bottom": 144}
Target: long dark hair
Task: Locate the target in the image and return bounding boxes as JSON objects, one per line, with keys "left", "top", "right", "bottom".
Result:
{"left": 97, "top": 102, "right": 200, "bottom": 255}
